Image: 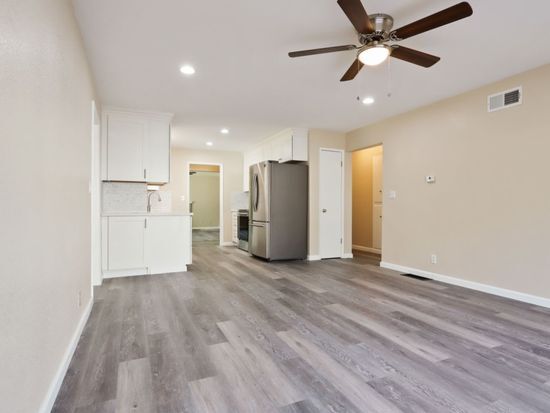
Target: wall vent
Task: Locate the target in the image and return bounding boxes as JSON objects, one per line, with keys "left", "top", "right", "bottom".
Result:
{"left": 488, "top": 87, "right": 522, "bottom": 112}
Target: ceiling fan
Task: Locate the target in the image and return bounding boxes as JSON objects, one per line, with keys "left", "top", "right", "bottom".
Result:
{"left": 288, "top": 0, "right": 473, "bottom": 81}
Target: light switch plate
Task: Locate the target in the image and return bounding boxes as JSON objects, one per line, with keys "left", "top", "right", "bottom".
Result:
{"left": 388, "top": 190, "right": 397, "bottom": 200}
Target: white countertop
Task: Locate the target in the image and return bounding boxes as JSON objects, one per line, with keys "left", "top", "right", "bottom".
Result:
{"left": 102, "top": 212, "right": 193, "bottom": 217}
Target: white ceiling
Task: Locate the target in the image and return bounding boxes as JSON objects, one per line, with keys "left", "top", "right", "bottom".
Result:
{"left": 73, "top": 0, "right": 550, "bottom": 152}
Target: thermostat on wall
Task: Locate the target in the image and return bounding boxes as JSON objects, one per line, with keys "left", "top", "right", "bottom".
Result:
{"left": 425, "top": 176, "right": 436, "bottom": 183}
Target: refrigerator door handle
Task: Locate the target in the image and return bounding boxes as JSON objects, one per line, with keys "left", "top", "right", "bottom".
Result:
{"left": 253, "top": 174, "right": 260, "bottom": 211}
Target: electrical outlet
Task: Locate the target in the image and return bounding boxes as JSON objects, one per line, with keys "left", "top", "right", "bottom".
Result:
{"left": 78, "top": 290, "right": 82, "bottom": 308}
{"left": 431, "top": 254, "right": 438, "bottom": 264}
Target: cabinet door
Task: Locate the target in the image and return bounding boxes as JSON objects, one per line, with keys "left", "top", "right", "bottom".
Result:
{"left": 243, "top": 152, "right": 250, "bottom": 191}
{"left": 145, "top": 119, "right": 170, "bottom": 183}
{"left": 145, "top": 216, "right": 191, "bottom": 274}
{"left": 279, "top": 134, "right": 293, "bottom": 163}
{"left": 107, "top": 217, "right": 146, "bottom": 270}
{"left": 232, "top": 212, "right": 238, "bottom": 244}
{"left": 107, "top": 114, "right": 146, "bottom": 181}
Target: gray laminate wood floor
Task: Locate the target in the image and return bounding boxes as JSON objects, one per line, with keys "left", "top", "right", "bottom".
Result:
{"left": 53, "top": 245, "right": 550, "bottom": 413}
{"left": 192, "top": 229, "right": 219, "bottom": 246}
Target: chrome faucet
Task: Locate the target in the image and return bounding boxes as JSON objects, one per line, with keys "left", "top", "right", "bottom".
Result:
{"left": 147, "top": 191, "right": 162, "bottom": 213}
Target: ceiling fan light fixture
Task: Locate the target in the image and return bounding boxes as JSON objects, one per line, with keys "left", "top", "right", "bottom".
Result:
{"left": 358, "top": 45, "right": 390, "bottom": 66}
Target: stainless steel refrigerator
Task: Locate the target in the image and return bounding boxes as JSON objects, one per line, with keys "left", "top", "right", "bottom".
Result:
{"left": 249, "top": 161, "right": 308, "bottom": 261}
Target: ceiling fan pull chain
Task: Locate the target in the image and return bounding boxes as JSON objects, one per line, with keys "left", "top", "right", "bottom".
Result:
{"left": 387, "top": 56, "right": 393, "bottom": 98}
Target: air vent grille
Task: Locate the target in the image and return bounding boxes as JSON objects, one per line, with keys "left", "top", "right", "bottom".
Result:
{"left": 488, "top": 87, "right": 522, "bottom": 112}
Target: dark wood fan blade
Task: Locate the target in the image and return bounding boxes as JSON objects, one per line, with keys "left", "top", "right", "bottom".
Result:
{"left": 337, "top": 0, "right": 374, "bottom": 34}
{"left": 341, "top": 59, "right": 364, "bottom": 81}
{"left": 288, "top": 45, "right": 357, "bottom": 58}
{"left": 390, "top": 46, "right": 440, "bottom": 67}
{"left": 391, "top": 2, "right": 473, "bottom": 40}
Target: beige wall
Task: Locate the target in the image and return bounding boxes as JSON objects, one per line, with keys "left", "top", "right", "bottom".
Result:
{"left": 0, "top": 1, "right": 96, "bottom": 412}
{"left": 165, "top": 148, "right": 243, "bottom": 244}
{"left": 347, "top": 64, "right": 550, "bottom": 300}
{"left": 352, "top": 146, "right": 383, "bottom": 249}
{"left": 307, "top": 130, "right": 352, "bottom": 258}
{"left": 190, "top": 172, "right": 220, "bottom": 228}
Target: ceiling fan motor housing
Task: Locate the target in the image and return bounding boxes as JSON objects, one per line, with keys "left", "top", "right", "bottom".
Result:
{"left": 361, "top": 13, "right": 394, "bottom": 43}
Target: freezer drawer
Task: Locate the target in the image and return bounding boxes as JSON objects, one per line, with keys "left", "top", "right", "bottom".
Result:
{"left": 249, "top": 222, "right": 269, "bottom": 259}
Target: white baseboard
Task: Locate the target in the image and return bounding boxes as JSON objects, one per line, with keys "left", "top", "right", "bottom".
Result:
{"left": 352, "top": 245, "right": 381, "bottom": 254}
{"left": 39, "top": 298, "right": 93, "bottom": 413}
{"left": 193, "top": 226, "right": 220, "bottom": 230}
{"left": 220, "top": 241, "right": 234, "bottom": 247}
{"left": 380, "top": 261, "right": 550, "bottom": 309}
{"left": 341, "top": 253, "right": 354, "bottom": 259}
{"left": 307, "top": 255, "right": 322, "bottom": 261}
{"left": 103, "top": 268, "right": 148, "bottom": 279}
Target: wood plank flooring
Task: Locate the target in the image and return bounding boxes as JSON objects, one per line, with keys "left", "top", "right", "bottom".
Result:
{"left": 53, "top": 245, "right": 550, "bottom": 412}
{"left": 192, "top": 229, "right": 219, "bottom": 246}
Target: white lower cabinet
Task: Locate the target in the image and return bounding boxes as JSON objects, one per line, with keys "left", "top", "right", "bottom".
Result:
{"left": 102, "top": 215, "right": 191, "bottom": 278}
{"left": 232, "top": 211, "right": 238, "bottom": 245}
{"left": 145, "top": 216, "right": 191, "bottom": 274}
{"left": 106, "top": 217, "right": 146, "bottom": 271}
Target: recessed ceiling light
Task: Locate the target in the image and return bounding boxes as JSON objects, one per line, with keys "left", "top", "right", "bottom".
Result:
{"left": 179, "top": 65, "right": 196, "bottom": 76}
{"left": 206, "top": 141, "right": 213, "bottom": 146}
{"left": 220, "top": 128, "right": 229, "bottom": 134}
{"left": 362, "top": 96, "right": 375, "bottom": 105}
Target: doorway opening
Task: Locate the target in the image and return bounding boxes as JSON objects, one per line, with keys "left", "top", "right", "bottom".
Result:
{"left": 352, "top": 144, "right": 383, "bottom": 261}
{"left": 188, "top": 163, "right": 222, "bottom": 246}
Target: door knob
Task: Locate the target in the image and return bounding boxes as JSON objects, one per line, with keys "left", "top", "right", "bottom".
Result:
{"left": 322, "top": 209, "right": 327, "bottom": 213}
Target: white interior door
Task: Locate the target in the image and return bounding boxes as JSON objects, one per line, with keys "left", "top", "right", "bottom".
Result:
{"left": 372, "top": 153, "right": 383, "bottom": 250}
{"left": 319, "top": 149, "right": 343, "bottom": 259}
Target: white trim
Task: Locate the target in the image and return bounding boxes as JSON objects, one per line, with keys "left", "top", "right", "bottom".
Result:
{"left": 103, "top": 268, "right": 148, "bottom": 279}
{"left": 353, "top": 245, "right": 381, "bottom": 254}
{"left": 39, "top": 298, "right": 93, "bottom": 413}
{"left": 186, "top": 162, "right": 224, "bottom": 246}
{"left": 318, "top": 148, "right": 345, "bottom": 260}
{"left": 220, "top": 241, "right": 234, "bottom": 247}
{"left": 341, "top": 253, "right": 354, "bottom": 259}
{"left": 307, "top": 255, "right": 322, "bottom": 261}
{"left": 380, "top": 261, "right": 550, "bottom": 309}
{"left": 192, "top": 226, "right": 220, "bottom": 230}
{"left": 91, "top": 100, "right": 102, "bottom": 288}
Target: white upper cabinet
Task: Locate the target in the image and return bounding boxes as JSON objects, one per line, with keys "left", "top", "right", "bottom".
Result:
{"left": 146, "top": 119, "right": 171, "bottom": 183}
{"left": 102, "top": 108, "right": 173, "bottom": 183}
{"left": 242, "top": 128, "right": 308, "bottom": 191}
{"left": 106, "top": 114, "right": 147, "bottom": 182}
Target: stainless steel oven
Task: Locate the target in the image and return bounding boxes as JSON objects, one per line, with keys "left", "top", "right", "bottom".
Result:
{"left": 237, "top": 210, "right": 249, "bottom": 251}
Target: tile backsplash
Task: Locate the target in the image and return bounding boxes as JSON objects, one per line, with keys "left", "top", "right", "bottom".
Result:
{"left": 231, "top": 191, "right": 249, "bottom": 210}
{"left": 102, "top": 182, "right": 173, "bottom": 213}
{"left": 102, "top": 182, "right": 147, "bottom": 213}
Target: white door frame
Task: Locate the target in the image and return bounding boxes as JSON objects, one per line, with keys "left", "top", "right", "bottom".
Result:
{"left": 318, "top": 148, "right": 345, "bottom": 259}
{"left": 186, "top": 162, "right": 224, "bottom": 246}
{"left": 91, "top": 101, "right": 102, "bottom": 289}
